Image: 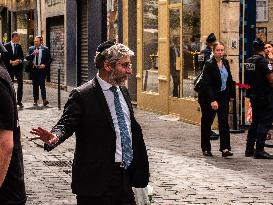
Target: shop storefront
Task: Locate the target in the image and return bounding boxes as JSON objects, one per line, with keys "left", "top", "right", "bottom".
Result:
{"left": 134, "top": 0, "right": 221, "bottom": 124}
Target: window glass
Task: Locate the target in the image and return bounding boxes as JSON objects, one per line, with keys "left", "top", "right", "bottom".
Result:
{"left": 182, "top": 0, "right": 200, "bottom": 98}
{"left": 142, "top": 0, "right": 159, "bottom": 92}
{"left": 169, "top": 8, "right": 181, "bottom": 97}
{"left": 107, "top": 0, "right": 119, "bottom": 42}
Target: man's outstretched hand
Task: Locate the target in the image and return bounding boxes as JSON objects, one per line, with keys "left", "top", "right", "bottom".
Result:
{"left": 30, "top": 127, "right": 59, "bottom": 145}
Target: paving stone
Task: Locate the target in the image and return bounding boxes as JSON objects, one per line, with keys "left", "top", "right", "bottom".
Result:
{"left": 15, "top": 83, "right": 273, "bottom": 204}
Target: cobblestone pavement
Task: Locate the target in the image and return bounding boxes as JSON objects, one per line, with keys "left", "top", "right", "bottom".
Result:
{"left": 18, "top": 83, "right": 273, "bottom": 205}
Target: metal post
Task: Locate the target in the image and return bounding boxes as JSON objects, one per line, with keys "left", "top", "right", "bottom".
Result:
{"left": 58, "top": 66, "right": 61, "bottom": 110}
{"left": 230, "top": 89, "right": 245, "bottom": 134}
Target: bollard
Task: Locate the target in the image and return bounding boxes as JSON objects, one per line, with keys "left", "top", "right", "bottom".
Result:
{"left": 230, "top": 89, "right": 245, "bottom": 134}
{"left": 58, "top": 66, "right": 61, "bottom": 110}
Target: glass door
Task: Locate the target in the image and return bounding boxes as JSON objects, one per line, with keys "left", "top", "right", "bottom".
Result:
{"left": 169, "top": 0, "right": 201, "bottom": 99}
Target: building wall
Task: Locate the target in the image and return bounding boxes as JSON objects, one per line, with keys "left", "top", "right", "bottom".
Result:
{"left": 16, "top": 11, "right": 29, "bottom": 54}
{"left": 40, "top": 0, "right": 65, "bottom": 84}
{"left": 256, "top": 0, "right": 273, "bottom": 42}
{"left": 41, "top": 0, "right": 65, "bottom": 43}
{"left": 65, "top": 0, "right": 77, "bottom": 88}
{"left": 200, "top": 0, "right": 220, "bottom": 41}
{"left": 220, "top": 1, "right": 240, "bottom": 82}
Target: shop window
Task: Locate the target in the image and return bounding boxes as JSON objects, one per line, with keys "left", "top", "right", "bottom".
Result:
{"left": 169, "top": 7, "right": 181, "bottom": 97}
{"left": 256, "top": 0, "right": 268, "bottom": 22}
{"left": 107, "top": 0, "right": 119, "bottom": 42}
{"left": 169, "top": 0, "right": 200, "bottom": 98}
{"left": 142, "top": 0, "right": 159, "bottom": 93}
{"left": 181, "top": 0, "right": 200, "bottom": 98}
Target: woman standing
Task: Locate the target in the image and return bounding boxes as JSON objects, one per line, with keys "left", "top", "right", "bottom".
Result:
{"left": 198, "top": 42, "right": 235, "bottom": 157}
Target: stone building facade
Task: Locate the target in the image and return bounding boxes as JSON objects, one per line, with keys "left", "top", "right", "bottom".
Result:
{"left": 40, "top": 0, "right": 65, "bottom": 84}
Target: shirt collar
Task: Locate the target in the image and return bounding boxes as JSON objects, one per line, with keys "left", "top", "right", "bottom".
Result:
{"left": 96, "top": 74, "right": 119, "bottom": 91}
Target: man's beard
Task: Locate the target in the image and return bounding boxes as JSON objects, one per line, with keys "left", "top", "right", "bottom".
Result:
{"left": 109, "top": 69, "right": 127, "bottom": 86}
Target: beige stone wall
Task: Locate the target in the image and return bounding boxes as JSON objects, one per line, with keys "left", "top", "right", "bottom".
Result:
{"left": 256, "top": 0, "right": 273, "bottom": 42}
{"left": 200, "top": 0, "right": 220, "bottom": 42}
{"left": 220, "top": 1, "right": 240, "bottom": 82}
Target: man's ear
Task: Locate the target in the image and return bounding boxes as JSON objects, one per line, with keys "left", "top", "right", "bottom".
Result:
{"left": 103, "top": 62, "right": 111, "bottom": 72}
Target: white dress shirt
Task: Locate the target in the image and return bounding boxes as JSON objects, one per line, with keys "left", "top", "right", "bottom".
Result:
{"left": 96, "top": 75, "right": 132, "bottom": 162}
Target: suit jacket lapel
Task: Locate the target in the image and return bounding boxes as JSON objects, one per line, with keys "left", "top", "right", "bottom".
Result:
{"left": 120, "top": 86, "right": 134, "bottom": 118}
{"left": 93, "top": 78, "right": 115, "bottom": 132}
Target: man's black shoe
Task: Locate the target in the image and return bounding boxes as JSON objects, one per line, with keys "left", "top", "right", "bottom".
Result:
{"left": 265, "top": 140, "right": 273, "bottom": 148}
{"left": 245, "top": 150, "right": 254, "bottom": 157}
{"left": 222, "top": 150, "right": 233, "bottom": 157}
{"left": 254, "top": 151, "right": 273, "bottom": 159}
{"left": 210, "top": 131, "right": 219, "bottom": 140}
{"left": 202, "top": 151, "right": 213, "bottom": 157}
{"left": 43, "top": 100, "right": 49, "bottom": 106}
{"left": 17, "top": 102, "right": 24, "bottom": 108}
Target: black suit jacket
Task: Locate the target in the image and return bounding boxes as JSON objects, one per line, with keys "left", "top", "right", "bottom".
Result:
{"left": 3, "top": 42, "right": 24, "bottom": 71}
{"left": 45, "top": 78, "right": 149, "bottom": 196}
{"left": 170, "top": 45, "right": 180, "bottom": 76}
{"left": 25, "top": 46, "right": 51, "bottom": 70}
{"left": 198, "top": 57, "right": 235, "bottom": 103}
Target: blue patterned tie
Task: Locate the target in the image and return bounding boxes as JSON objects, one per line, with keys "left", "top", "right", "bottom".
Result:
{"left": 110, "top": 86, "right": 133, "bottom": 169}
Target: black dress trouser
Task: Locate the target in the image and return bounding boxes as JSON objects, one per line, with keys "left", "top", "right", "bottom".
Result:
{"left": 200, "top": 91, "right": 231, "bottom": 152}
{"left": 246, "top": 98, "right": 273, "bottom": 153}
{"left": 76, "top": 164, "right": 136, "bottom": 205}
{"left": 7, "top": 68, "right": 23, "bottom": 103}
{"left": 32, "top": 68, "right": 47, "bottom": 100}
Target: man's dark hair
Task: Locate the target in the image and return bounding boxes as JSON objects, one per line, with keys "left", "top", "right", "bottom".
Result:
{"left": 265, "top": 41, "right": 273, "bottom": 47}
{"left": 206, "top": 33, "right": 216, "bottom": 44}
{"left": 11, "top": 32, "right": 19, "bottom": 39}
{"left": 253, "top": 38, "right": 265, "bottom": 53}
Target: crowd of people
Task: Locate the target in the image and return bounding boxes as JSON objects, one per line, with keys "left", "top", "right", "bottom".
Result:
{"left": 197, "top": 33, "right": 273, "bottom": 159}
{"left": 0, "top": 30, "right": 272, "bottom": 204}
{"left": 2, "top": 32, "right": 51, "bottom": 108}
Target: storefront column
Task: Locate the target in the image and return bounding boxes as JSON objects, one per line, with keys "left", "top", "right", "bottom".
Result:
{"left": 66, "top": 0, "right": 77, "bottom": 87}
{"left": 200, "top": 0, "right": 220, "bottom": 41}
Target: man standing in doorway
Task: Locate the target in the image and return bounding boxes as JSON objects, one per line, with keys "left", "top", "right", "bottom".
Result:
{"left": 30, "top": 41, "right": 149, "bottom": 204}
{"left": 26, "top": 36, "right": 51, "bottom": 106}
{"left": 3, "top": 32, "right": 24, "bottom": 108}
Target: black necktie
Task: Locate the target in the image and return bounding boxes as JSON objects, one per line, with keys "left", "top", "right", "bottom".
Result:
{"left": 14, "top": 44, "right": 17, "bottom": 56}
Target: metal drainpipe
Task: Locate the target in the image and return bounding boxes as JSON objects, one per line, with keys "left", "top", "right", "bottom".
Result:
{"left": 37, "top": 0, "right": 41, "bottom": 36}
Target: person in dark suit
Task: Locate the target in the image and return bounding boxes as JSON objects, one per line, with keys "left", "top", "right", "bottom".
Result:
{"left": 30, "top": 41, "right": 149, "bottom": 205}
{"left": 198, "top": 42, "right": 235, "bottom": 157}
{"left": 170, "top": 38, "right": 180, "bottom": 97}
{"left": 198, "top": 33, "right": 220, "bottom": 140}
{"left": 3, "top": 32, "right": 24, "bottom": 108}
{"left": 0, "top": 42, "right": 26, "bottom": 204}
{"left": 26, "top": 36, "right": 51, "bottom": 106}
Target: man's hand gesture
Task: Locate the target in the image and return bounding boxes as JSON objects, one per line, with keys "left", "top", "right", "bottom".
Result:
{"left": 30, "top": 127, "right": 59, "bottom": 145}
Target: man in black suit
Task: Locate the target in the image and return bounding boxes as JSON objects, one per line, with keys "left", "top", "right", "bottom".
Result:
{"left": 30, "top": 41, "right": 149, "bottom": 204}
{"left": 170, "top": 37, "right": 180, "bottom": 97}
{"left": 26, "top": 36, "right": 51, "bottom": 106}
{"left": 3, "top": 32, "right": 24, "bottom": 108}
